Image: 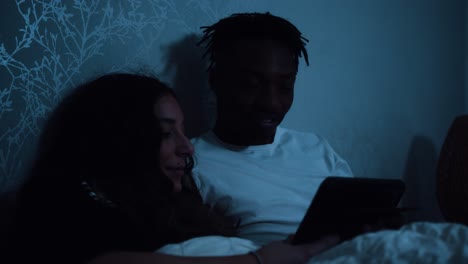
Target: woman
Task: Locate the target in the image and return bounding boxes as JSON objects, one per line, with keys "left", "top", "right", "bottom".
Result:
{"left": 7, "top": 73, "right": 337, "bottom": 264}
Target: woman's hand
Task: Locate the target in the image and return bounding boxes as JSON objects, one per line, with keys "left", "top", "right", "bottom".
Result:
{"left": 256, "top": 235, "right": 340, "bottom": 264}
{"left": 88, "top": 235, "right": 340, "bottom": 264}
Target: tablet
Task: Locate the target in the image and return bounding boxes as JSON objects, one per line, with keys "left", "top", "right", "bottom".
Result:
{"left": 291, "top": 176, "right": 405, "bottom": 245}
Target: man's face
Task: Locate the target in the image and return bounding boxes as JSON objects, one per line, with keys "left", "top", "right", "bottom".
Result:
{"left": 211, "top": 39, "right": 297, "bottom": 145}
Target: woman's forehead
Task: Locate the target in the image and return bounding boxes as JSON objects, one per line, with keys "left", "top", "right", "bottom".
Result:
{"left": 154, "top": 95, "right": 184, "bottom": 122}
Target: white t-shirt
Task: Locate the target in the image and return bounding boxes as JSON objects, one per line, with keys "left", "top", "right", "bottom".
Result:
{"left": 192, "top": 126, "right": 353, "bottom": 245}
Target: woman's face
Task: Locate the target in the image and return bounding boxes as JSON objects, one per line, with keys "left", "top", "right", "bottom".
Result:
{"left": 154, "top": 94, "right": 194, "bottom": 193}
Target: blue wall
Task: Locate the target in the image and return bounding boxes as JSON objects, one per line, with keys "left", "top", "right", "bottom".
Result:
{"left": 275, "top": 0, "right": 466, "bottom": 222}
{"left": 1, "top": 0, "right": 466, "bottom": 222}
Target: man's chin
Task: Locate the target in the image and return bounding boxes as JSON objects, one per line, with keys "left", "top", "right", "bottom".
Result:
{"left": 214, "top": 119, "right": 279, "bottom": 145}
{"left": 247, "top": 125, "right": 278, "bottom": 144}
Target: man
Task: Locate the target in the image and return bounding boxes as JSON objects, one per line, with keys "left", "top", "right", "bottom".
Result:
{"left": 192, "top": 12, "right": 353, "bottom": 246}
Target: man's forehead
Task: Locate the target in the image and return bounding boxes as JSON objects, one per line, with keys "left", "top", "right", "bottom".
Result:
{"left": 233, "top": 67, "right": 297, "bottom": 80}
{"left": 217, "top": 39, "right": 297, "bottom": 73}
{"left": 225, "top": 39, "right": 293, "bottom": 56}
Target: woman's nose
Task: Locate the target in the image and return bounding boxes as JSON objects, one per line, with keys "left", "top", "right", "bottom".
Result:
{"left": 177, "top": 135, "right": 194, "bottom": 157}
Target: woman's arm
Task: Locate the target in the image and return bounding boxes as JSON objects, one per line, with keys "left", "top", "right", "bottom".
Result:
{"left": 89, "top": 251, "right": 257, "bottom": 264}
{"left": 88, "top": 235, "right": 339, "bottom": 264}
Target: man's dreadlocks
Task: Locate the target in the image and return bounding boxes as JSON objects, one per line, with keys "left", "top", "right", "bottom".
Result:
{"left": 198, "top": 12, "right": 309, "bottom": 70}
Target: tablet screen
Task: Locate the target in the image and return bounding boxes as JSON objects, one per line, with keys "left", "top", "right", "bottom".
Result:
{"left": 292, "top": 176, "right": 405, "bottom": 245}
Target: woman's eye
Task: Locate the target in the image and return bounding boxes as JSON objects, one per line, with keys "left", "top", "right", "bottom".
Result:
{"left": 162, "top": 132, "right": 172, "bottom": 138}
{"left": 246, "top": 78, "right": 261, "bottom": 88}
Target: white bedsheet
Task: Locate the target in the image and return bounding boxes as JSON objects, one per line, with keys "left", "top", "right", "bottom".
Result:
{"left": 156, "top": 222, "right": 468, "bottom": 263}
{"left": 310, "top": 222, "right": 468, "bottom": 263}
{"left": 157, "top": 235, "right": 259, "bottom": 256}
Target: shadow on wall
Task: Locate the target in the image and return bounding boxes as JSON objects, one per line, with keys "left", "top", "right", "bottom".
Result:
{"left": 402, "top": 135, "right": 444, "bottom": 223}
{"left": 162, "top": 33, "right": 216, "bottom": 138}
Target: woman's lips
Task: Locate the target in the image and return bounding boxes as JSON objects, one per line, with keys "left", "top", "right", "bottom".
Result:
{"left": 165, "top": 167, "right": 186, "bottom": 176}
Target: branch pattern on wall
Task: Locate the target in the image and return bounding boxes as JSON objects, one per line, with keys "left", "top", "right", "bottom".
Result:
{"left": 0, "top": 0, "right": 255, "bottom": 191}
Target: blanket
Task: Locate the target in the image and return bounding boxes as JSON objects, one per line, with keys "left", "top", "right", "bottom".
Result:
{"left": 156, "top": 222, "right": 468, "bottom": 263}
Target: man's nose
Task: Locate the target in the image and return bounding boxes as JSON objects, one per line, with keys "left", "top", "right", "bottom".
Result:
{"left": 257, "top": 86, "right": 282, "bottom": 111}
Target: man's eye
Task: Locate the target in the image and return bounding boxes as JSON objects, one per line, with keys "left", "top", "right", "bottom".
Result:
{"left": 281, "top": 85, "right": 294, "bottom": 92}
{"left": 280, "top": 80, "right": 294, "bottom": 91}
{"left": 237, "top": 75, "right": 260, "bottom": 87}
